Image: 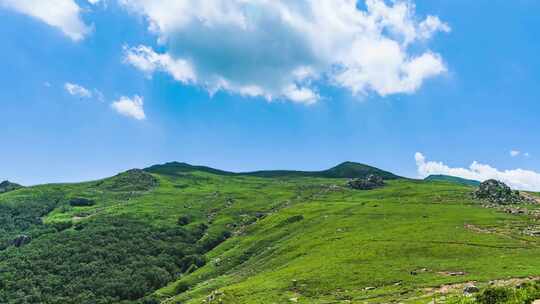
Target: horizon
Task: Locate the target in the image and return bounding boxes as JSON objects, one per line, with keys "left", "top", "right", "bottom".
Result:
{"left": 4, "top": 160, "right": 399, "bottom": 186}
{"left": 1, "top": 1, "right": 540, "bottom": 190}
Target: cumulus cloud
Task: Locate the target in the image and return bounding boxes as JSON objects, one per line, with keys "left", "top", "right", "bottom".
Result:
{"left": 120, "top": 0, "right": 450, "bottom": 104}
{"left": 415, "top": 152, "right": 540, "bottom": 191}
{"left": 65, "top": 82, "right": 92, "bottom": 98}
{"left": 0, "top": 0, "right": 91, "bottom": 41}
{"left": 111, "top": 95, "right": 146, "bottom": 120}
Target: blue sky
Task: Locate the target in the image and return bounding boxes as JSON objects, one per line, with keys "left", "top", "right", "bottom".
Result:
{"left": 1, "top": 0, "right": 540, "bottom": 190}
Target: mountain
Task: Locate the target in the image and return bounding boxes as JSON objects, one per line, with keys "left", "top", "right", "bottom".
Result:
{"left": 425, "top": 174, "right": 481, "bottom": 187}
{"left": 145, "top": 161, "right": 235, "bottom": 177}
{"left": 146, "top": 161, "right": 401, "bottom": 179}
{"left": 0, "top": 162, "right": 538, "bottom": 304}
{"left": 243, "top": 161, "right": 400, "bottom": 179}
{"left": 0, "top": 180, "right": 23, "bottom": 193}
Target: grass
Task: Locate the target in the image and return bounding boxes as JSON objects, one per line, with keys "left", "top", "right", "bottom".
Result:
{"left": 156, "top": 179, "right": 540, "bottom": 303}
{"left": 1, "top": 165, "right": 540, "bottom": 303}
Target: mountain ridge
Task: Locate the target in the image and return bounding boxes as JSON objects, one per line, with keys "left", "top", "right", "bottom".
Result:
{"left": 145, "top": 161, "right": 401, "bottom": 180}
{"left": 425, "top": 174, "right": 481, "bottom": 186}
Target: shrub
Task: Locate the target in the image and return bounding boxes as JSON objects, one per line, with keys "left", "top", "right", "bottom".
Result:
{"left": 198, "top": 230, "right": 232, "bottom": 252}
{"left": 177, "top": 215, "right": 191, "bottom": 226}
{"left": 142, "top": 297, "right": 160, "bottom": 304}
{"left": 284, "top": 215, "right": 304, "bottom": 224}
{"left": 174, "top": 281, "right": 191, "bottom": 294}
{"left": 180, "top": 254, "right": 206, "bottom": 273}
{"left": 69, "top": 198, "right": 95, "bottom": 207}
{"left": 476, "top": 287, "right": 512, "bottom": 304}
{"left": 52, "top": 221, "right": 73, "bottom": 231}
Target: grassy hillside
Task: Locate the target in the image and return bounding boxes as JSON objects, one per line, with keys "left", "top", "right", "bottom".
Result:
{"left": 1, "top": 163, "right": 540, "bottom": 303}
{"left": 425, "top": 175, "right": 481, "bottom": 187}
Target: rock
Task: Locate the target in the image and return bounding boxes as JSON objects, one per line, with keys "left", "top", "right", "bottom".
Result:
{"left": 348, "top": 174, "right": 385, "bottom": 190}
{"left": 438, "top": 271, "right": 466, "bottom": 276}
{"left": 523, "top": 227, "right": 540, "bottom": 236}
{"left": 204, "top": 290, "right": 224, "bottom": 303}
{"left": 473, "top": 180, "right": 525, "bottom": 205}
{"left": 364, "top": 286, "right": 376, "bottom": 290}
{"left": 12, "top": 235, "right": 31, "bottom": 247}
{"left": 463, "top": 283, "right": 479, "bottom": 294}
{"left": 289, "top": 297, "right": 298, "bottom": 302}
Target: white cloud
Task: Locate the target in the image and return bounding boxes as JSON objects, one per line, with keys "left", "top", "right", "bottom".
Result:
{"left": 111, "top": 95, "right": 146, "bottom": 120}
{"left": 0, "top": 0, "right": 91, "bottom": 41}
{"left": 123, "top": 45, "right": 196, "bottom": 84}
{"left": 282, "top": 84, "right": 319, "bottom": 105}
{"left": 87, "top": 0, "right": 100, "bottom": 4}
{"left": 64, "top": 82, "right": 92, "bottom": 98}
{"left": 415, "top": 152, "right": 540, "bottom": 191}
{"left": 510, "top": 150, "right": 521, "bottom": 157}
{"left": 120, "top": 0, "right": 450, "bottom": 104}
{"left": 419, "top": 15, "right": 451, "bottom": 40}
{"left": 64, "top": 82, "right": 106, "bottom": 102}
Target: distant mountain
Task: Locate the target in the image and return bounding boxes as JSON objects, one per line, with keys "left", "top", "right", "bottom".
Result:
{"left": 243, "top": 161, "right": 400, "bottom": 179}
{"left": 0, "top": 180, "right": 23, "bottom": 194}
{"left": 424, "top": 174, "right": 480, "bottom": 186}
{"left": 145, "top": 162, "right": 236, "bottom": 177}
{"left": 146, "top": 161, "right": 401, "bottom": 180}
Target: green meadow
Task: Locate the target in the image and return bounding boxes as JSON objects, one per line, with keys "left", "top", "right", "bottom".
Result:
{"left": 1, "top": 162, "right": 540, "bottom": 303}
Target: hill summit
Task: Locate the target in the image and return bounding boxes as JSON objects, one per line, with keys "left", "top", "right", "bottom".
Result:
{"left": 0, "top": 180, "right": 23, "bottom": 193}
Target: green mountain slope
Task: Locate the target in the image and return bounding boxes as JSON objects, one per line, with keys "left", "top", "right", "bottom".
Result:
{"left": 146, "top": 161, "right": 400, "bottom": 179}
{"left": 0, "top": 163, "right": 539, "bottom": 304}
{"left": 145, "top": 162, "right": 236, "bottom": 177}
{"left": 425, "top": 174, "right": 481, "bottom": 187}
{"left": 0, "top": 180, "right": 23, "bottom": 193}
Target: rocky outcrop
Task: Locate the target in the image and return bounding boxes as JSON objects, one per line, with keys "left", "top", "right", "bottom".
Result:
{"left": 463, "top": 283, "right": 480, "bottom": 294}
{"left": 348, "top": 174, "right": 384, "bottom": 190}
{"left": 473, "top": 180, "right": 527, "bottom": 204}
